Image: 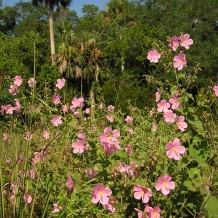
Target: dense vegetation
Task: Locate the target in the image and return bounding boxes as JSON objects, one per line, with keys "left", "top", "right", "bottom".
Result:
{"left": 0, "top": 0, "right": 217, "bottom": 217}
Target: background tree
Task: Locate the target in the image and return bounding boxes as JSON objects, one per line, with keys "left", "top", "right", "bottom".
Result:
{"left": 32, "top": 0, "right": 73, "bottom": 65}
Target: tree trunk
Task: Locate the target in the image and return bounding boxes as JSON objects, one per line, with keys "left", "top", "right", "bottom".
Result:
{"left": 49, "top": 3, "right": 55, "bottom": 65}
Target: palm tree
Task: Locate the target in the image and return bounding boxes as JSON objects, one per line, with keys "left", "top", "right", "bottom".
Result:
{"left": 32, "top": 0, "right": 72, "bottom": 65}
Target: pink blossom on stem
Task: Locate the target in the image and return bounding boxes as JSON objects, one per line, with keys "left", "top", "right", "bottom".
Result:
{"left": 157, "top": 99, "right": 170, "bottom": 113}
{"left": 29, "top": 169, "right": 36, "bottom": 179}
{"left": 169, "top": 94, "right": 181, "bottom": 109}
{"left": 62, "top": 104, "right": 68, "bottom": 113}
{"left": 66, "top": 174, "right": 74, "bottom": 191}
{"left": 52, "top": 202, "right": 63, "bottom": 213}
{"left": 103, "top": 203, "right": 115, "bottom": 212}
{"left": 213, "top": 85, "right": 218, "bottom": 97}
{"left": 147, "top": 50, "right": 161, "bottom": 63}
{"left": 169, "top": 36, "right": 180, "bottom": 51}
{"left": 176, "top": 116, "right": 188, "bottom": 132}
{"left": 166, "top": 138, "right": 186, "bottom": 160}
{"left": 51, "top": 115, "right": 62, "bottom": 126}
{"left": 107, "top": 105, "right": 115, "bottom": 112}
{"left": 24, "top": 132, "right": 33, "bottom": 141}
{"left": 179, "top": 34, "right": 193, "bottom": 49}
{"left": 3, "top": 134, "right": 8, "bottom": 142}
{"left": 173, "top": 51, "right": 187, "bottom": 70}
{"left": 32, "top": 152, "right": 41, "bottom": 164}
{"left": 125, "top": 116, "right": 133, "bottom": 124}
{"left": 71, "top": 141, "right": 85, "bottom": 154}
{"left": 106, "top": 114, "right": 114, "bottom": 123}
{"left": 52, "top": 95, "right": 61, "bottom": 105}
{"left": 146, "top": 206, "right": 161, "bottom": 218}
{"left": 125, "top": 144, "right": 132, "bottom": 156}
{"left": 91, "top": 184, "right": 112, "bottom": 205}
{"left": 5, "top": 105, "right": 15, "bottom": 114}
{"left": 9, "top": 85, "right": 18, "bottom": 95}
{"left": 56, "top": 78, "right": 65, "bottom": 89}
{"left": 85, "top": 107, "right": 90, "bottom": 114}
{"left": 134, "top": 208, "right": 145, "bottom": 218}
{"left": 98, "top": 102, "right": 104, "bottom": 110}
{"left": 155, "top": 88, "right": 161, "bottom": 102}
{"left": 23, "top": 193, "right": 32, "bottom": 204}
{"left": 151, "top": 123, "right": 158, "bottom": 132}
{"left": 14, "top": 99, "right": 21, "bottom": 112}
{"left": 86, "top": 167, "right": 99, "bottom": 179}
{"left": 155, "top": 176, "right": 175, "bottom": 195}
{"left": 43, "top": 130, "right": 50, "bottom": 140}
{"left": 134, "top": 185, "right": 152, "bottom": 203}
{"left": 71, "top": 97, "right": 84, "bottom": 108}
{"left": 77, "top": 133, "right": 87, "bottom": 142}
{"left": 163, "top": 110, "right": 176, "bottom": 123}
{"left": 28, "top": 78, "right": 37, "bottom": 88}
{"left": 14, "top": 76, "right": 23, "bottom": 87}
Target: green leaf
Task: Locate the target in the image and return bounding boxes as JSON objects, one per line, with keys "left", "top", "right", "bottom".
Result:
{"left": 206, "top": 196, "right": 218, "bottom": 217}
{"left": 183, "top": 180, "right": 196, "bottom": 191}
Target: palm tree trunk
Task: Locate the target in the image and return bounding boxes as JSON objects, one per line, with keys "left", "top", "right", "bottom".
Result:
{"left": 49, "top": 2, "right": 55, "bottom": 65}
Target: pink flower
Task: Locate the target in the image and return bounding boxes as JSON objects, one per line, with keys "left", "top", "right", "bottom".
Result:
{"left": 98, "top": 102, "right": 104, "bottom": 110}
{"left": 103, "top": 203, "right": 115, "bottom": 212}
{"left": 5, "top": 105, "right": 14, "bottom": 114}
{"left": 176, "top": 116, "right": 188, "bottom": 132}
{"left": 173, "top": 51, "right": 187, "bottom": 70}
{"left": 32, "top": 152, "right": 41, "bottom": 164}
{"left": 213, "top": 85, "right": 218, "bottom": 97}
{"left": 146, "top": 206, "right": 161, "bottom": 218}
{"left": 43, "top": 130, "right": 50, "bottom": 140}
{"left": 3, "top": 133, "right": 8, "bottom": 142}
{"left": 52, "top": 202, "right": 63, "bottom": 213}
{"left": 71, "top": 97, "right": 84, "bottom": 108}
{"left": 151, "top": 123, "right": 158, "bottom": 132}
{"left": 179, "top": 34, "right": 193, "bottom": 49}
{"left": 14, "top": 76, "right": 23, "bottom": 87}
{"left": 28, "top": 78, "right": 37, "bottom": 88}
{"left": 71, "top": 141, "right": 85, "bottom": 154}
{"left": 106, "top": 114, "right": 114, "bottom": 123}
{"left": 155, "top": 176, "right": 175, "bottom": 195}
{"left": 169, "top": 36, "right": 180, "bottom": 51}
{"left": 9, "top": 85, "right": 18, "bottom": 95}
{"left": 118, "top": 162, "right": 128, "bottom": 173}
{"left": 86, "top": 167, "right": 99, "bottom": 179}
{"left": 52, "top": 95, "right": 61, "bottom": 105}
{"left": 100, "top": 127, "right": 120, "bottom": 145}
{"left": 134, "top": 185, "right": 152, "bottom": 203}
{"left": 155, "top": 88, "right": 161, "bottom": 102}
{"left": 107, "top": 105, "right": 115, "bottom": 112}
{"left": 62, "top": 104, "right": 68, "bottom": 113}
{"left": 23, "top": 193, "right": 32, "bottom": 204}
{"left": 66, "top": 174, "right": 73, "bottom": 191}
{"left": 166, "top": 138, "right": 186, "bottom": 160}
{"left": 29, "top": 169, "right": 36, "bottom": 179}
{"left": 24, "top": 132, "right": 32, "bottom": 141}
{"left": 157, "top": 100, "right": 170, "bottom": 113}
{"left": 134, "top": 208, "right": 145, "bottom": 218}
{"left": 125, "top": 116, "right": 133, "bottom": 124}
{"left": 125, "top": 144, "right": 132, "bottom": 156}
{"left": 14, "top": 99, "right": 21, "bottom": 112}
{"left": 147, "top": 50, "right": 161, "bottom": 63}
{"left": 129, "top": 128, "right": 134, "bottom": 134}
{"left": 163, "top": 110, "right": 176, "bottom": 123}
{"left": 91, "top": 184, "right": 112, "bottom": 205}
{"left": 169, "top": 93, "right": 181, "bottom": 109}
{"left": 51, "top": 115, "right": 62, "bottom": 126}
{"left": 56, "top": 78, "right": 65, "bottom": 89}
{"left": 85, "top": 107, "right": 90, "bottom": 114}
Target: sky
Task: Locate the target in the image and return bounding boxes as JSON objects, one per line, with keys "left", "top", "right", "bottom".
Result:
{"left": 2, "top": 0, "right": 109, "bottom": 16}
